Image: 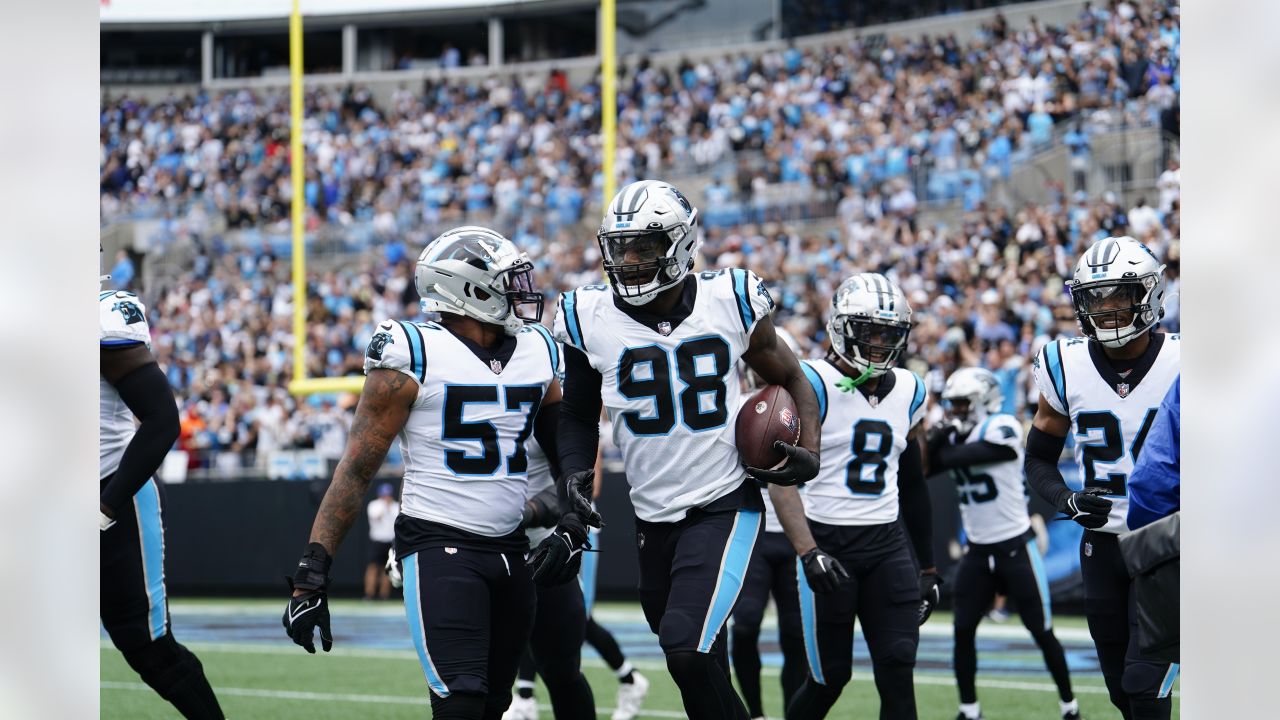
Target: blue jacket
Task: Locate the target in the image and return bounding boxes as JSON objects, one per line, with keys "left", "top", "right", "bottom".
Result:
{"left": 1128, "top": 376, "right": 1180, "bottom": 530}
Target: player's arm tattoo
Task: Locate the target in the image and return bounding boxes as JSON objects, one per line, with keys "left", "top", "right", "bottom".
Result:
{"left": 768, "top": 484, "right": 818, "bottom": 556}
{"left": 309, "top": 369, "right": 415, "bottom": 554}
{"left": 742, "top": 315, "right": 823, "bottom": 455}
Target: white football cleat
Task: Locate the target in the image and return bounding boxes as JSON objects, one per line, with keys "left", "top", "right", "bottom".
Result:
{"left": 611, "top": 671, "right": 650, "bottom": 720}
{"left": 502, "top": 695, "right": 538, "bottom": 720}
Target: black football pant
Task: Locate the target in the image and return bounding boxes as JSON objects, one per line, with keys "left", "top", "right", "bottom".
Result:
{"left": 636, "top": 507, "right": 762, "bottom": 720}
{"left": 1082, "top": 530, "right": 1178, "bottom": 720}
{"left": 787, "top": 521, "right": 920, "bottom": 720}
{"left": 953, "top": 533, "right": 1073, "bottom": 705}
{"left": 528, "top": 575, "right": 595, "bottom": 718}
{"left": 731, "top": 530, "right": 805, "bottom": 718}
{"left": 402, "top": 547, "right": 535, "bottom": 720}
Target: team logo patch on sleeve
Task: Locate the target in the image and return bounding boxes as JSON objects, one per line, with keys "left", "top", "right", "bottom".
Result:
{"left": 112, "top": 300, "right": 144, "bottom": 324}
{"left": 367, "top": 331, "right": 394, "bottom": 360}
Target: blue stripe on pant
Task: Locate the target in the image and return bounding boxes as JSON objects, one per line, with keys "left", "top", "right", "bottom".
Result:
{"left": 1158, "top": 663, "right": 1179, "bottom": 698}
{"left": 579, "top": 528, "right": 600, "bottom": 617}
{"left": 796, "top": 556, "right": 826, "bottom": 685}
{"left": 133, "top": 479, "right": 168, "bottom": 641}
{"left": 1026, "top": 539, "right": 1053, "bottom": 631}
{"left": 696, "top": 509, "right": 762, "bottom": 653}
{"left": 403, "top": 553, "right": 451, "bottom": 697}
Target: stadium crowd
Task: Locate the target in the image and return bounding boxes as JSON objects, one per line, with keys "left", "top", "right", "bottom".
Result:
{"left": 98, "top": 0, "right": 1180, "bottom": 473}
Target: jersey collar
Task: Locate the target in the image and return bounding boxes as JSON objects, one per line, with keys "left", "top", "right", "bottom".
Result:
{"left": 445, "top": 326, "right": 519, "bottom": 374}
{"left": 1088, "top": 331, "right": 1165, "bottom": 397}
{"left": 825, "top": 357, "right": 897, "bottom": 406}
{"left": 612, "top": 276, "right": 697, "bottom": 336}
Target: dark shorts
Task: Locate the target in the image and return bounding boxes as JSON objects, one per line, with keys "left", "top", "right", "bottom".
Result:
{"left": 101, "top": 476, "right": 170, "bottom": 652}
{"left": 636, "top": 506, "right": 763, "bottom": 654}
{"left": 954, "top": 531, "right": 1052, "bottom": 632}
{"left": 401, "top": 546, "right": 535, "bottom": 699}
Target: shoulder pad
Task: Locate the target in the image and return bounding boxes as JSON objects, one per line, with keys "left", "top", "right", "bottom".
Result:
{"left": 707, "top": 268, "right": 776, "bottom": 337}
{"left": 364, "top": 320, "right": 434, "bottom": 384}
{"left": 100, "top": 291, "right": 150, "bottom": 346}
{"left": 1032, "top": 340, "right": 1069, "bottom": 416}
{"left": 982, "top": 414, "right": 1024, "bottom": 447}
{"left": 553, "top": 286, "right": 608, "bottom": 351}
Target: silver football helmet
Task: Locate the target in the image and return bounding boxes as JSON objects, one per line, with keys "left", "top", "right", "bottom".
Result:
{"left": 827, "top": 273, "right": 913, "bottom": 378}
{"left": 598, "top": 179, "right": 700, "bottom": 306}
{"left": 415, "top": 226, "right": 542, "bottom": 336}
{"left": 942, "top": 366, "right": 1003, "bottom": 434}
{"left": 1069, "top": 236, "right": 1166, "bottom": 348}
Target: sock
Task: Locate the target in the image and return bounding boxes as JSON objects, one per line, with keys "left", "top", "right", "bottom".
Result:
{"left": 1060, "top": 698, "right": 1079, "bottom": 716}
{"left": 516, "top": 679, "right": 536, "bottom": 700}
{"left": 616, "top": 660, "right": 635, "bottom": 684}
{"left": 959, "top": 701, "right": 982, "bottom": 719}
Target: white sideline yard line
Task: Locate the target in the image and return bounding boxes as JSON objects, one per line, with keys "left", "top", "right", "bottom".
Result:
{"left": 105, "top": 640, "right": 1170, "bottom": 698}
{"left": 101, "top": 681, "right": 688, "bottom": 718}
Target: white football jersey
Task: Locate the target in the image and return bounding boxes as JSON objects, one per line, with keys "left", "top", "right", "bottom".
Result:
{"left": 799, "top": 361, "right": 928, "bottom": 526}
{"left": 1032, "top": 333, "right": 1180, "bottom": 534}
{"left": 100, "top": 290, "right": 152, "bottom": 479}
{"left": 365, "top": 319, "right": 559, "bottom": 537}
{"left": 553, "top": 269, "right": 775, "bottom": 523}
{"left": 953, "top": 413, "right": 1031, "bottom": 545}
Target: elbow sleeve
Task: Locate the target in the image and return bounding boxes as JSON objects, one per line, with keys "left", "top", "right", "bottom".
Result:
{"left": 101, "top": 362, "right": 180, "bottom": 515}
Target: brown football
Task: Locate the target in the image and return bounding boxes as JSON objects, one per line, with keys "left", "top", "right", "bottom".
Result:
{"left": 735, "top": 385, "right": 802, "bottom": 471}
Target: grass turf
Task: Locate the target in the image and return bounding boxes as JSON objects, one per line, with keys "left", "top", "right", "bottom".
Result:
{"left": 102, "top": 600, "right": 1177, "bottom": 719}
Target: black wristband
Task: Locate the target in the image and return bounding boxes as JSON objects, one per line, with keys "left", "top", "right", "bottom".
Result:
{"left": 291, "top": 542, "right": 332, "bottom": 591}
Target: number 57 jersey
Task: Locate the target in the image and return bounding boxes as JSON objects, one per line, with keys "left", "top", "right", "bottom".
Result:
{"left": 553, "top": 270, "right": 775, "bottom": 523}
{"left": 365, "top": 318, "right": 560, "bottom": 538}
{"left": 1032, "top": 333, "right": 1180, "bottom": 534}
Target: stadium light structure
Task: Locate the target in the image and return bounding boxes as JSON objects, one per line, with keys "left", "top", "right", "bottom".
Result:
{"left": 289, "top": 0, "right": 619, "bottom": 397}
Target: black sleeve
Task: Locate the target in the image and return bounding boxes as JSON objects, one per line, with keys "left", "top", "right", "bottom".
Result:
{"left": 1025, "top": 426, "right": 1071, "bottom": 511}
{"left": 557, "top": 345, "right": 602, "bottom": 478}
{"left": 100, "top": 362, "right": 180, "bottom": 516}
{"left": 533, "top": 401, "right": 562, "bottom": 480}
{"left": 935, "top": 441, "right": 1020, "bottom": 470}
{"left": 897, "top": 437, "right": 934, "bottom": 568}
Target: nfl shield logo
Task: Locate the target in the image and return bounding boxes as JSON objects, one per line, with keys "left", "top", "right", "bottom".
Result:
{"left": 658, "top": 321, "right": 673, "bottom": 336}
{"left": 1116, "top": 383, "right": 1130, "bottom": 398}
{"left": 1084, "top": 542, "right": 1093, "bottom": 557}
{"left": 490, "top": 359, "right": 504, "bottom": 374}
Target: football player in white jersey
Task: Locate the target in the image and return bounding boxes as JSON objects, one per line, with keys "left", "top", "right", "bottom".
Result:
{"left": 1026, "top": 236, "right": 1180, "bottom": 720}
{"left": 788, "top": 273, "right": 936, "bottom": 720}
{"left": 536, "top": 180, "right": 836, "bottom": 720}
{"left": 730, "top": 329, "right": 807, "bottom": 720}
{"left": 100, "top": 281, "right": 225, "bottom": 719}
{"left": 282, "top": 227, "right": 569, "bottom": 720}
{"left": 928, "top": 367, "right": 1078, "bottom": 720}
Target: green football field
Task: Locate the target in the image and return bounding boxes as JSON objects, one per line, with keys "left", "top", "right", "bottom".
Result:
{"left": 102, "top": 599, "right": 1177, "bottom": 719}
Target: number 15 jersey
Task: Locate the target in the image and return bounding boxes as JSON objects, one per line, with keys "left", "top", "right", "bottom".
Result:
{"left": 1032, "top": 332, "right": 1179, "bottom": 534}
{"left": 553, "top": 270, "right": 775, "bottom": 523}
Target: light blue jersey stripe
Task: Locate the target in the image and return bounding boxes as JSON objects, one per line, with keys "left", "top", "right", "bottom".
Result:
{"left": 1158, "top": 663, "right": 1180, "bottom": 698}
{"left": 1044, "top": 341, "right": 1068, "bottom": 412}
{"left": 797, "top": 556, "right": 825, "bottom": 685}
{"left": 563, "top": 292, "right": 584, "bottom": 349}
{"left": 530, "top": 323, "right": 559, "bottom": 373}
{"left": 800, "top": 361, "right": 827, "bottom": 423}
{"left": 579, "top": 528, "right": 600, "bottom": 616}
{"left": 403, "top": 554, "right": 451, "bottom": 697}
{"left": 1026, "top": 540, "right": 1052, "bottom": 631}
{"left": 731, "top": 269, "right": 755, "bottom": 334}
{"left": 134, "top": 479, "right": 168, "bottom": 641}
{"left": 909, "top": 373, "right": 926, "bottom": 424}
{"left": 697, "top": 509, "right": 761, "bottom": 652}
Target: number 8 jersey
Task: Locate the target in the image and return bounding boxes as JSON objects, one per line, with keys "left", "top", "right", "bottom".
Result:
{"left": 365, "top": 318, "right": 559, "bottom": 537}
{"left": 1031, "top": 333, "right": 1180, "bottom": 534}
{"left": 553, "top": 269, "right": 775, "bottom": 523}
{"left": 798, "top": 361, "right": 928, "bottom": 525}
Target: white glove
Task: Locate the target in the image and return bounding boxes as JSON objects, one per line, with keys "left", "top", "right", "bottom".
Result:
{"left": 386, "top": 548, "right": 402, "bottom": 589}
{"left": 100, "top": 511, "right": 116, "bottom": 532}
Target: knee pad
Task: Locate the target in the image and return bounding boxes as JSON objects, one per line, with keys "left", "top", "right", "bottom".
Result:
{"left": 657, "top": 609, "right": 701, "bottom": 654}
{"left": 121, "top": 634, "right": 200, "bottom": 692}
{"left": 429, "top": 691, "right": 487, "bottom": 720}
{"left": 1122, "top": 661, "right": 1171, "bottom": 699}
{"left": 876, "top": 637, "right": 919, "bottom": 668}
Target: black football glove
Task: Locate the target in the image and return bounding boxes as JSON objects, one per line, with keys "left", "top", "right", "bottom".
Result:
{"left": 801, "top": 547, "right": 850, "bottom": 593}
{"left": 562, "top": 470, "right": 603, "bottom": 529}
{"left": 528, "top": 511, "right": 591, "bottom": 586}
{"left": 1062, "top": 488, "right": 1113, "bottom": 529}
{"left": 918, "top": 571, "right": 942, "bottom": 625}
{"left": 747, "top": 442, "right": 821, "bottom": 487}
{"left": 282, "top": 542, "right": 333, "bottom": 654}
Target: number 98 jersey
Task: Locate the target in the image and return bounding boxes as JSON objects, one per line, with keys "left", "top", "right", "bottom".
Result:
{"left": 1031, "top": 333, "right": 1180, "bottom": 534}
{"left": 365, "top": 318, "right": 559, "bottom": 537}
{"left": 553, "top": 269, "right": 775, "bottom": 523}
{"left": 798, "top": 361, "right": 928, "bottom": 526}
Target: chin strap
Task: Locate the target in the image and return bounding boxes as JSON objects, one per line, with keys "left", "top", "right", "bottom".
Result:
{"left": 835, "top": 365, "right": 876, "bottom": 392}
